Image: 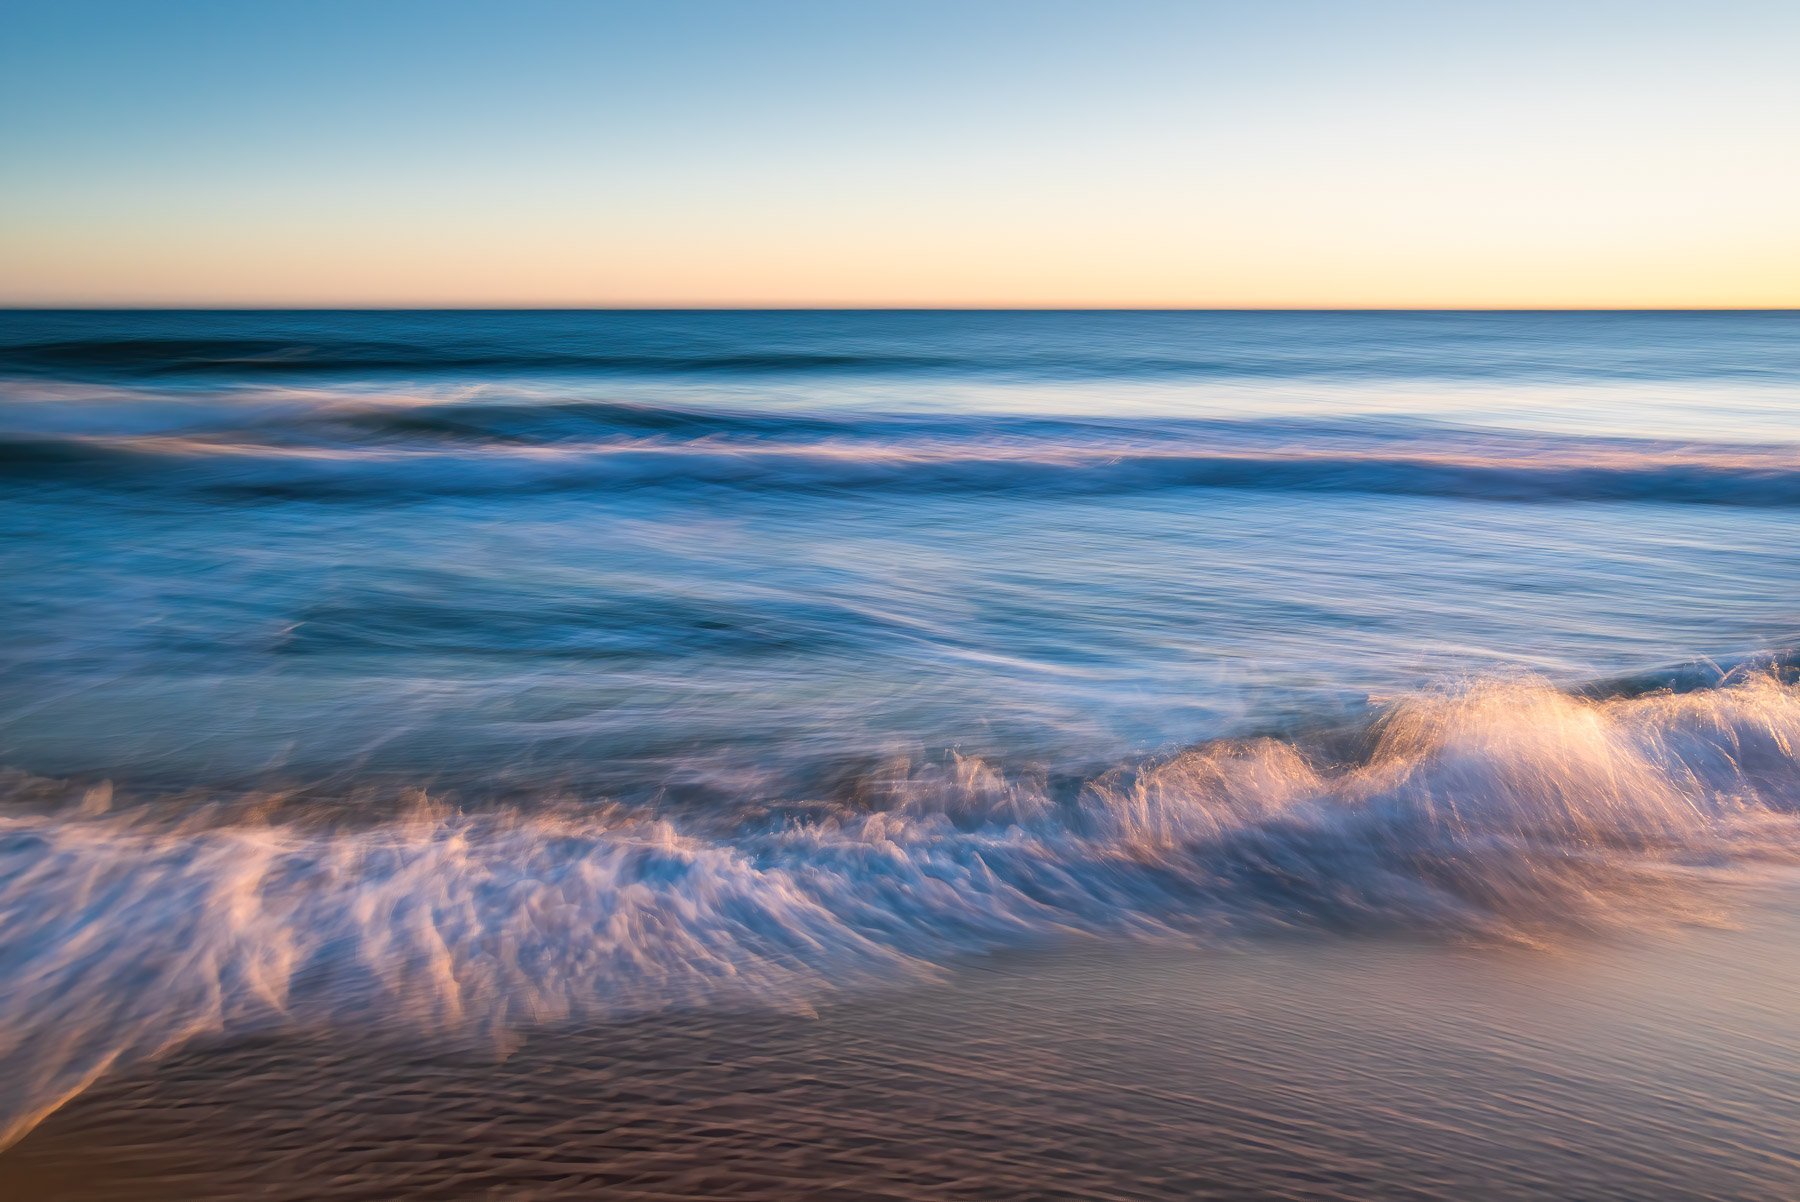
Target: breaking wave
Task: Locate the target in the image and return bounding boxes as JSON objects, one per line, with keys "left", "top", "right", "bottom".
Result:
{"left": 3, "top": 670, "right": 1800, "bottom": 1149}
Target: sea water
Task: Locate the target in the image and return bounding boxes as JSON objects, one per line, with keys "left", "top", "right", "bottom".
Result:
{"left": 2, "top": 309, "right": 1798, "bottom": 1150}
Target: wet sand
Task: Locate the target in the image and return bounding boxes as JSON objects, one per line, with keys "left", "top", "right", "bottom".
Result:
{"left": 6, "top": 877, "right": 1799, "bottom": 1202}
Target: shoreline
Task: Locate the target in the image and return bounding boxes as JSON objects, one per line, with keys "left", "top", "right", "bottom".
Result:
{"left": 8, "top": 877, "right": 1799, "bottom": 1201}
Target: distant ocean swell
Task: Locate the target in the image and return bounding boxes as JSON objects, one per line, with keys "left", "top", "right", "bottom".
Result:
{"left": 9, "top": 331, "right": 1796, "bottom": 383}
{"left": 5, "top": 417, "right": 1799, "bottom": 505}
{"left": 0, "top": 337, "right": 959, "bottom": 377}
{"left": 4, "top": 668, "right": 1800, "bottom": 1149}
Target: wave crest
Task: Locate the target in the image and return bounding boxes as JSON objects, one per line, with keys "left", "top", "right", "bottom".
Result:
{"left": 7, "top": 428, "right": 1800, "bottom": 506}
{"left": 3, "top": 671, "right": 1799, "bottom": 1148}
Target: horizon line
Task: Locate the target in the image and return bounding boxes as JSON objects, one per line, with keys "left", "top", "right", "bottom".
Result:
{"left": 3, "top": 304, "right": 1798, "bottom": 314}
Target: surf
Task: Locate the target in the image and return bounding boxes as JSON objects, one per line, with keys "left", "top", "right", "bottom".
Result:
{"left": 3, "top": 668, "right": 1798, "bottom": 1150}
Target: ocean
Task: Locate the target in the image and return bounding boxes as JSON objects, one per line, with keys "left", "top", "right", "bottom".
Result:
{"left": 2, "top": 309, "right": 1799, "bottom": 1198}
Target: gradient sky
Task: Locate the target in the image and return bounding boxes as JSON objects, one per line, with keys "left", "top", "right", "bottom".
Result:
{"left": 2, "top": 0, "right": 1797, "bottom": 307}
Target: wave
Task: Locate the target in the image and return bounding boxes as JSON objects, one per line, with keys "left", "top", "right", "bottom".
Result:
{"left": 0, "top": 336, "right": 1568, "bottom": 383}
{"left": 5, "top": 426, "right": 1799, "bottom": 506}
{"left": 8, "top": 337, "right": 1405, "bottom": 382}
{"left": 0, "top": 337, "right": 965, "bottom": 378}
{"left": 3, "top": 670, "right": 1800, "bottom": 1148}
{"left": 7, "top": 309, "right": 1796, "bottom": 385}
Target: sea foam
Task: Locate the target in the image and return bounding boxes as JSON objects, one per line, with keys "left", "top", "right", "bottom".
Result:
{"left": 3, "top": 671, "right": 1798, "bottom": 1149}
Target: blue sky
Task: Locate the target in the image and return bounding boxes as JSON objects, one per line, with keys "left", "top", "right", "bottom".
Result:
{"left": 3, "top": 0, "right": 1797, "bottom": 305}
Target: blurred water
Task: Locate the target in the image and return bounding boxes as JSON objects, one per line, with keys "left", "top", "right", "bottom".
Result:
{"left": 3, "top": 310, "right": 1800, "bottom": 1153}
{"left": 2, "top": 310, "right": 1798, "bottom": 790}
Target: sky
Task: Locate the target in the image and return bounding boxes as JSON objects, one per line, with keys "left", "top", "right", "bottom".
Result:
{"left": 2, "top": 0, "right": 1797, "bottom": 308}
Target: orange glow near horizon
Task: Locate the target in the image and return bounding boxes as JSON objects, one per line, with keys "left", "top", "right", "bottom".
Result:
{"left": 3, "top": 2, "right": 1797, "bottom": 309}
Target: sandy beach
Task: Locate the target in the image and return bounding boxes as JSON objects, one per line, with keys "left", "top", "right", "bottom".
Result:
{"left": 9, "top": 869, "right": 1798, "bottom": 1202}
